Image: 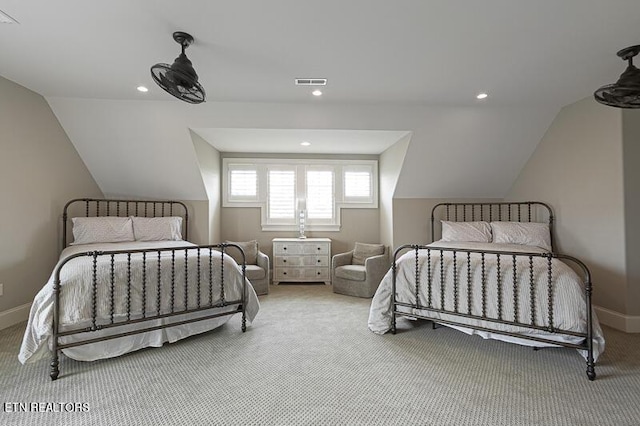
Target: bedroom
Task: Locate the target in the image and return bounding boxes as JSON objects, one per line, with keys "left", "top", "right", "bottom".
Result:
{"left": 1, "top": 1, "right": 640, "bottom": 424}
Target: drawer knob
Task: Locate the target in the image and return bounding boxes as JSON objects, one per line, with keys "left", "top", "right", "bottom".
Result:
{"left": 283, "top": 272, "right": 287, "bottom": 275}
{"left": 283, "top": 247, "right": 287, "bottom": 250}
{"left": 283, "top": 259, "right": 287, "bottom": 263}
{"left": 317, "top": 259, "right": 321, "bottom": 263}
{"left": 317, "top": 271, "right": 321, "bottom": 275}
{"left": 317, "top": 247, "right": 321, "bottom": 250}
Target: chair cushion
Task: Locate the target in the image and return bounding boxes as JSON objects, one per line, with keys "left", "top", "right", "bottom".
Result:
{"left": 352, "top": 242, "right": 385, "bottom": 266}
{"left": 245, "top": 264, "right": 266, "bottom": 280}
{"left": 225, "top": 240, "right": 258, "bottom": 265}
{"left": 335, "top": 265, "right": 367, "bottom": 281}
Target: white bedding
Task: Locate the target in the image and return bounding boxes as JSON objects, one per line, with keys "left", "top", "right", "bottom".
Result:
{"left": 19, "top": 241, "right": 260, "bottom": 363}
{"left": 368, "top": 241, "right": 605, "bottom": 360}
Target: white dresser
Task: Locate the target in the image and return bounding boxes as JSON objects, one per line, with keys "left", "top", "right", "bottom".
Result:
{"left": 272, "top": 238, "right": 332, "bottom": 285}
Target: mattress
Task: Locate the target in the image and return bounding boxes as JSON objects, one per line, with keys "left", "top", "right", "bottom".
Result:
{"left": 19, "top": 240, "right": 260, "bottom": 363}
{"left": 368, "top": 241, "right": 605, "bottom": 361}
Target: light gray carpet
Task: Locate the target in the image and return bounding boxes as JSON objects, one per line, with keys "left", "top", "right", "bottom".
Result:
{"left": 1, "top": 283, "right": 640, "bottom": 426}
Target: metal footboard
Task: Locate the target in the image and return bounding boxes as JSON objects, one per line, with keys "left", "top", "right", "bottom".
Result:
{"left": 50, "top": 243, "right": 247, "bottom": 380}
{"left": 391, "top": 244, "right": 596, "bottom": 381}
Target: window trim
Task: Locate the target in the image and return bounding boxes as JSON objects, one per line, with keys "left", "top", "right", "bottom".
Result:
{"left": 222, "top": 158, "right": 378, "bottom": 231}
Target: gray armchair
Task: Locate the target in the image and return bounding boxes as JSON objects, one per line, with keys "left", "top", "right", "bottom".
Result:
{"left": 332, "top": 243, "right": 390, "bottom": 298}
{"left": 225, "top": 240, "right": 270, "bottom": 296}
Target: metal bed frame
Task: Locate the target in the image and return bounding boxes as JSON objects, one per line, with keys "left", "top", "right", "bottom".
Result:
{"left": 391, "top": 202, "right": 596, "bottom": 380}
{"left": 50, "top": 198, "right": 248, "bottom": 380}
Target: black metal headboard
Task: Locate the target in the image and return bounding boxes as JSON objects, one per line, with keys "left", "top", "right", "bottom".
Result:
{"left": 430, "top": 201, "right": 554, "bottom": 250}
{"left": 63, "top": 198, "right": 189, "bottom": 248}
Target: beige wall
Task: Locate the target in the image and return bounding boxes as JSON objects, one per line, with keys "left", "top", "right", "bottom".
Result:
{"left": 622, "top": 110, "right": 640, "bottom": 316}
{"left": 507, "top": 97, "right": 627, "bottom": 314}
{"left": 220, "top": 207, "right": 380, "bottom": 260}
{"left": 0, "top": 76, "right": 103, "bottom": 313}
{"left": 379, "top": 134, "right": 411, "bottom": 250}
{"left": 184, "top": 200, "right": 212, "bottom": 246}
{"left": 191, "top": 131, "right": 222, "bottom": 244}
{"left": 392, "top": 198, "right": 502, "bottom": 251}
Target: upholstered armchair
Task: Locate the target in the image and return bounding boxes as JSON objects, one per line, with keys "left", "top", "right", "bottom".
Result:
{"left": 332, "top": 242, "right": 390, "bottom": 298}
{"left": 225, "top": 240, "right": 270, "bottom": 296}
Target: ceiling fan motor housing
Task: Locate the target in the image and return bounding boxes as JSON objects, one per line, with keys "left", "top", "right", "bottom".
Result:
{"left": 168, "top": 53, "right": 199, "bottom": 89}
{"left": 594, "top": 44, "right": 640, "bottom": 108}
{"left": 150, "top": 31, "right": 206, "bottom": 104}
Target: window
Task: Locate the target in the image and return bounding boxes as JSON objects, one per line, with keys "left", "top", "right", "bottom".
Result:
{"left": 230, "top": 169, "right": 257, "bottom": 197}
{"left": 268, "top": 169, "right": 296, "bottom": 222}
{"left": 227, "top": 164, "right": 258, "bottom": 202}
{"left": 306, "top": 169, "right": 334, "bottom": 221}
{"left": 222, "top": 158, "right": 378, "bottom": 231}
{"left": 344, "top": 167, "right": 372, "bottom": 201}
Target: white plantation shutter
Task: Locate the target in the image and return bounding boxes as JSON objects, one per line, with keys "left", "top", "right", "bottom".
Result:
{"left": 223, "top": 158, "right": 377, "bottom": 231}
{"left": 306, "top": 170, "right": 334, "bottom": 220}
{"left": 230, "top": 169, "right": 257, "bottom": 197}
{"left": 344, "top": 171, "right": 371, "bottom": 198}
{"left": 268, "top": 169, "right": 296, "bottom": 220}
{"left": 343, "top": 165, "right": 374, "bottom": 203}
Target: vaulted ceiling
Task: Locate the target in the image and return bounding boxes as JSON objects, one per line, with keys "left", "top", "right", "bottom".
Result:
{"left": 1, "top": 1, "right": 637, "bottom": 199}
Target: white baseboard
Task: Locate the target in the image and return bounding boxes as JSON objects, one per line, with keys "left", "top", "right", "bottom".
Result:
{"left": 0, "top": 303, "right": 31, "bottom": 331}
{"left": 594, "top": 305, "right": 640, "bottom": 333}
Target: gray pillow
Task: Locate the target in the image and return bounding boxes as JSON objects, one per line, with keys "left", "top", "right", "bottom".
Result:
{"left": 225, "top": 240, "right": 258, "bottom": 265}
{"left": 352, "top": 242, "right": 385, "bottom": 266}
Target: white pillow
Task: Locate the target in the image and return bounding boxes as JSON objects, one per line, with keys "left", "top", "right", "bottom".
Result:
{"left": 441, "top": 221, "right": 492, "bottom": 243}
{"left": 490, "top": 222, "right": 552, "bottom": 251}
{"left": 132, "top": 216, "right": 183, "bottom": 242}
{"left": 71, "top": 217, "right": 135, "bottom": 245}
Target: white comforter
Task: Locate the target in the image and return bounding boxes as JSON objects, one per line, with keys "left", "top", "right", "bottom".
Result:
{"left": 368, "top": 242, "right": 605, "bottom": 360}
{"left": 19, "top": 241, "right": 260, "bottom": 363}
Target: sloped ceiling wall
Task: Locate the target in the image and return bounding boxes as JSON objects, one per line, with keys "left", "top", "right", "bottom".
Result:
{"left": 46, "top": 98, "right": 559, "bottom": 200}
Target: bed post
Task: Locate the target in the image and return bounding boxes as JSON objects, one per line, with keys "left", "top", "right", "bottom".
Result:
{"left": 50, "top": 275, "right": 61, "bottom": 381}
{"left": 241, "top": 255, "right": 247, "bottom": 333}
{"left": 585, "top": 274, "right": 596, "bottom": 381}
{"left": 430, "top": 209, "right": 436, "bottom": 244}
{"left": 391, "top": 245, "right": 408, "bottom": 335}
{"left": 391, "top": 257, "right": 397, "bottom": 334}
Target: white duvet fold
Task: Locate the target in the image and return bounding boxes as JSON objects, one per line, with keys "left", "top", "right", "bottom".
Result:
{"left": 368, "top": 242, "right": 605, "bottom": 360}
{"left": 19, "top": 241, "right": 259, "bottom": 363}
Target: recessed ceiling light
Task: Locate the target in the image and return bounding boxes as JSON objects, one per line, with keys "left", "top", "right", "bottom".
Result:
{"left": 301, "top": 141, "right": 311, "bottom": 146}
{"left": 137, "top": 86, "right": 149, "bottom": 93}
{"left": 476, "top": 93, "right": 488, "bottom": 100}
{"left": 312, "top": 90, "right": 323, "bottom": 97}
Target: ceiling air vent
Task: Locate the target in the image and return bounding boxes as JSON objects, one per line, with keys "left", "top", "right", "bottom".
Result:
{"left": 295, "top": 78, "right": 327, "bottom": 86}
{"left": 0, "top": 9, "right": 18, "bottom": 24}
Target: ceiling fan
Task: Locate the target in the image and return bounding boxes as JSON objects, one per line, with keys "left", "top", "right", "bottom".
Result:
{"left": 151, "top": 32, "right": 206, "bottom": 104}
{"left": 594, "top": 45, "right": 640, "bottom": 108}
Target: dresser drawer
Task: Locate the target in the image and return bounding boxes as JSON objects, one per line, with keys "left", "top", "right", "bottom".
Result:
{"left": 273, "top": 242, "right": 303, "bottom": 255}
{"left": 306, "top": 256, "right": 328, "bottom": 267}
{"left": 274, "top": 242, "right": 330, "bottom": 255}
{"left": 275, "top": 255, "right": 328, "bottom": 267}
{"left": 303, "top": 268, "right": 329, "bottom": 281}
{"left": 275, "top": 256, "right": 304, "bottom": 267}
{"left": 275, "top": 268, "right": 329, "bottom": 281}
{"left": 274, "top": 268, "right": 302, "bottom": 280}
{"left": 302, "top": 243, "right": 329, "bottom": 255}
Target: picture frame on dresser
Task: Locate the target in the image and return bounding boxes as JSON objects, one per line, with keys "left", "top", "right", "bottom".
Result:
{"left": 272, "top": 238, "right": 331, "bottom": 285}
